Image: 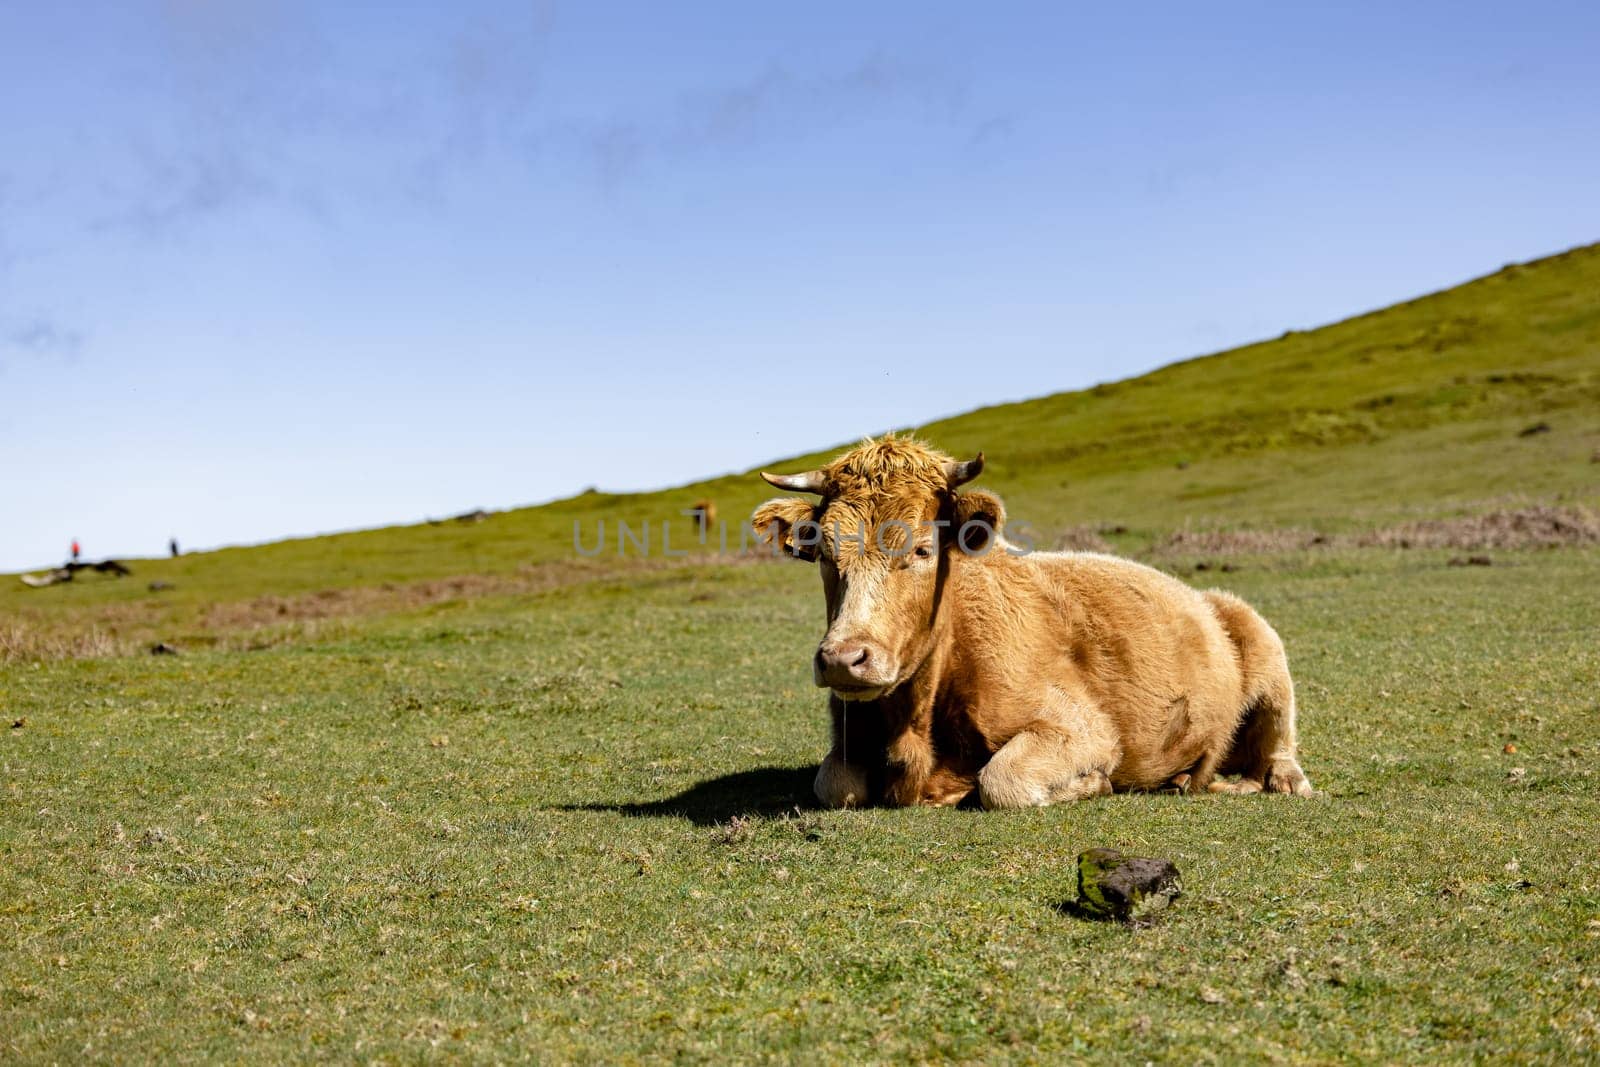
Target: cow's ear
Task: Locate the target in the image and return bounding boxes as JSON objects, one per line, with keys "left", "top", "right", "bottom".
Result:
{"left": 951, "top": 489, "right": 1005, "bottom": 554}
{"left": 751, "top": 498, "right": 821, "bottom": 561}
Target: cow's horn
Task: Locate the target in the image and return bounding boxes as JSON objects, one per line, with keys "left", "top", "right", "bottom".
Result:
{"left": 761, "top": 469, "right": 827, "bottom": 493}
{"left": 945, "top": 452, "right": 985, "bottom": 488}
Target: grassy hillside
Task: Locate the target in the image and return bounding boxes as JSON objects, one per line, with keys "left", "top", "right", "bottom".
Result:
{"left": 3, "top": 244, "right": 1599, "bottom": 1062}
{"left": 5, "top": 242, "right": 1598, "bottom": 658}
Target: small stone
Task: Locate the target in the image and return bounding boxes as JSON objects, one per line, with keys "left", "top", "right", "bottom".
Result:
{"left": 1069, "top": 847, "right": 1182, "bottom": 925}
{"left": 150, "top": 642, "right": 180, "bottom": 656}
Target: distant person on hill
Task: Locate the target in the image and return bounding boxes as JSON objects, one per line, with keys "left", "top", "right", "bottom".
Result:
{"left": 169, "top": 538, "right": 180, "bottom": 558}
{"left": 71, "top": 538, "right": 80, "bottom": 561}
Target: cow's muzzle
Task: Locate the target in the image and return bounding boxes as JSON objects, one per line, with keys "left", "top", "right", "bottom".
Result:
{"left": 814, "top": 641, "right": 893, "bottom": 699}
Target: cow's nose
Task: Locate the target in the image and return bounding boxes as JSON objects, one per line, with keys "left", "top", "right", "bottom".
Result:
{"left": 815, "top": 643, "right": 874, "bottom": 686}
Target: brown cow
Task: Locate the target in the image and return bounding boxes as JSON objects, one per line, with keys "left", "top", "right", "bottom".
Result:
{"left": 752, "top": 436, "right": 1313, "bottom": 809}
{"left": 688, "top": 499, "right": 718, "bottom": 539}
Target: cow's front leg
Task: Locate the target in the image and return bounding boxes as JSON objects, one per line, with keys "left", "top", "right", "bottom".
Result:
{"left": 978, "top": 691, "right": 1120, "bottom": 809}
{"left": 814, "top": 748, "right": 871, "bottom": 808}
{"left": 815, "top": 695, "right": 887, "bottom": 808}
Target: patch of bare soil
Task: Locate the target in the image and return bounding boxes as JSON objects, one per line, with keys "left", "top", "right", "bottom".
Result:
{"left": 1056, "top": 526, "right": 1115, "bottom": 553}
{"left": 1351, "top": 506, "right": 1600, "bottom": 550}
{"left": 1153, "top": 505, "right": 1600, "bottom": 558}
{"left": 1158, "top": 527, "right": 1325, "bottom": 554}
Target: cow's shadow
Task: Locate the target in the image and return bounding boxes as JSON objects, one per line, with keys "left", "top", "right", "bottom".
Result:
{"left": 559, "top": 764, "right": 819, "bottom": 826}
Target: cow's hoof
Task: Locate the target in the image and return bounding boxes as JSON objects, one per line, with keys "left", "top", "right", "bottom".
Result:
{"left": 980, "top": 767, "right": 1110, "bottom": 809}
{"left": 978, "top": 776, "right": 1048, "bottom": 809}
{"left": 1050, "top": 769, "right": 1112, "bottom": 803}
{"left": 1265, "top": 759, "right": 1314, "bottom": 797}
{"left": 1207, "top": 777, "right": 1263, "bottom": 795}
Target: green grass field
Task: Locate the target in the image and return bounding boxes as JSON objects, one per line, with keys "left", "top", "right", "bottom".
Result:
{"left": 4, "top": 244, "right": 1599, "bottom": 1062}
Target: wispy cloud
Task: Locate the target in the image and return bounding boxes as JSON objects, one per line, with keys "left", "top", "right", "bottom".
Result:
{"left": 968, "top": 114, "right": 1018, "bottom": 149}
{"left": 82, "top": 3, "right": 563, "bottom": 234}
{"left": 0, "top": 178, "right": 84, "bottom": 363}
{"left": 94, "top": 144, "right": 280, "bottom": 238}
{"left": 24, "top": 6, "right": 987, "bottom": 253}
{"left": 571, "top": 53, "right": 969, "bottom": 189}
{"left": 91, "top": 5, "right": 975, "bottom": 227}
{"left": 4, "top": 317, "right": 86, "bottom": 358}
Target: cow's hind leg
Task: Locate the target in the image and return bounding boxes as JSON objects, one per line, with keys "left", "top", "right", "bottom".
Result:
{"left": 978, "top": 691, "right": 1119, "bottom": 809}
{"left": 1213, "top": 687, "right": 1312, "bottom": 796}
{"left": 1204, "top": 590, "right": 1314, "bottom": 797}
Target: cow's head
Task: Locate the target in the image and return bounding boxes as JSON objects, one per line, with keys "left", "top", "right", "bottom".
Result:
{"left": 752, "top": 436, "right": 1004, "bottom": 701}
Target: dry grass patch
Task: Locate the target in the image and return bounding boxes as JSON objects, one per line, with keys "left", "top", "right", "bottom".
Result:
{"left": 0, "top": 623, "right": 127, "bottom": 663}
{"left": 1352, "top": 504, "right": 1600, "bottom": 550}
{"left": 1153, "top": 505, "right": 1599, "bottom": 558}
{"left": 1055, "top": 526, "right": 1116, "bottom": 553}
{"left": 1158, "top": 527, "right": 1325, "bottom": 555}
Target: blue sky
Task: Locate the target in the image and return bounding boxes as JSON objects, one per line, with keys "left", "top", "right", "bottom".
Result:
{"left": 2, "top": 1, "right": 1598, "bottom": 570}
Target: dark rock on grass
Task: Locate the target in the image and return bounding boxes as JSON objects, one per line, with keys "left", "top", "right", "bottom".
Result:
{"left": 1447, "top": 555, "right": 1493, "bottom": 567}
{"left": 1063, "top": 848, "right": 1183, "bottom": 926}
{"left": 150, "top": 642, "right": 180, "bottom": 656}
{"left": 1517, "top": 422, "right": 1551, "bottom": 437}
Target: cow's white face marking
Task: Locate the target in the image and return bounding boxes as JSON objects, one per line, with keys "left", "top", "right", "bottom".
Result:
{"left": 814, "top": 508, "right": 943, "bottom": 700}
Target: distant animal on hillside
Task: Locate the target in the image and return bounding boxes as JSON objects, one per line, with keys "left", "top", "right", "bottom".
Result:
{"left": 753, "top": 436, "right": 1314, "bottom": 809}
{"left": 688, "top": 499, "right": 718, "bottom": 538}
{"left": 19, "top": 559, "right": 132, "bottom": 588}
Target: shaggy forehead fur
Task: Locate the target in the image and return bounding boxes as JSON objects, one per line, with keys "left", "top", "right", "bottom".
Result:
{"left": 819, "top": 435, "right": 954, "bottom": 506}
{"left": 815, "top": 436, "right": 954, "bottom": 555}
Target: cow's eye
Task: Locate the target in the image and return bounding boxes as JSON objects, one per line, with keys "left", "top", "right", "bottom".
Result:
{"left": 913, "top": 544, "right": 933, "bottom": 560}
